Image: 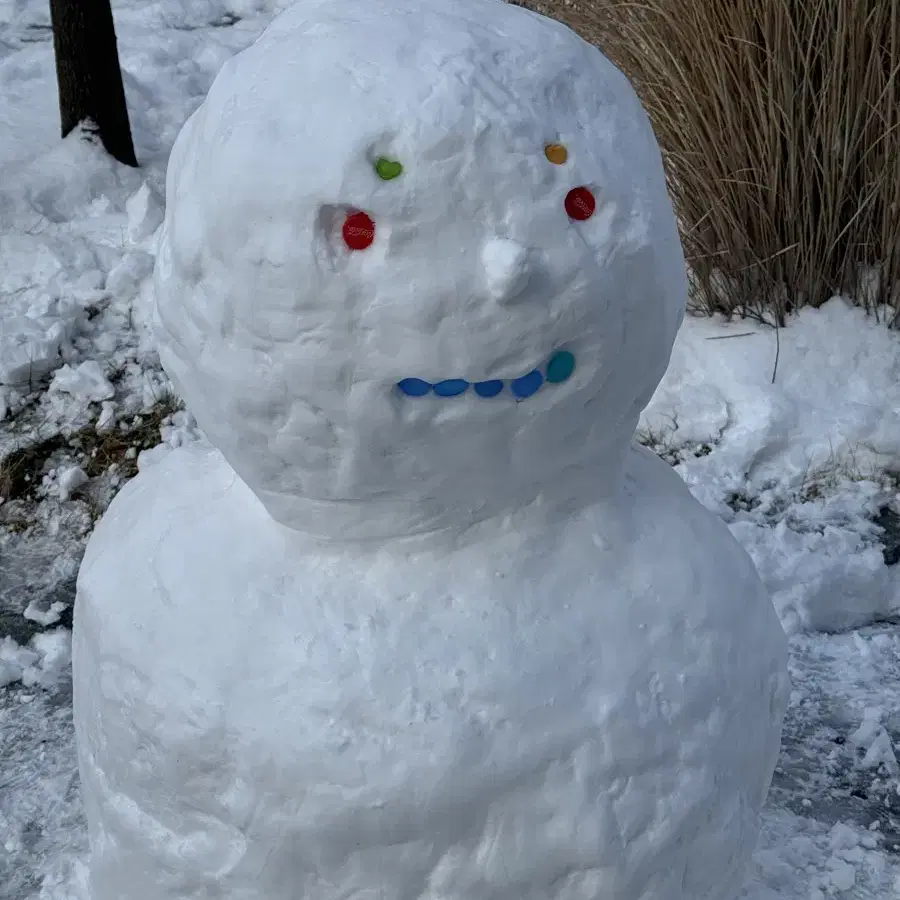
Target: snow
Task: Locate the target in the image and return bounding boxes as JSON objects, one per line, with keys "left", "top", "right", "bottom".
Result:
{"left": 0, "top": 0, "right": 898, "bottom": 899}
{"left": 643, "top": 303, "right": 900, "bottom": 635}
{"left": 74, "top": 438, "right": 788, "bottom": 900}
{"left": 49, "top": 363, "right": 115, "bottom": 404}
{"left": 81, "top": 3, "right": 784, "bottom": 895}
{"left": 0, "top": 629, "right": 70, "bottom": 690}
{"left": 153, "top": 0, "right": 685, "bottom": 540}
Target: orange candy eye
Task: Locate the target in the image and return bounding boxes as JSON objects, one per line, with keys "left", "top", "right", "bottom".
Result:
{"left": 545, "top": 143, "right": 568, "bottom": 165}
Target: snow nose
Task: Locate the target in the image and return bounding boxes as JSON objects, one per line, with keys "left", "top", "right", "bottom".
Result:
{"left": 481, "top": 237, "right": 532, "bottom": 304}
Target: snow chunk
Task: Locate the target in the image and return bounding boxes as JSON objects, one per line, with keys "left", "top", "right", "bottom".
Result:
{"left": 0, "top": 636, "right": 39, "bottom": 688}
{"left": 0, "top": 314, "right": 72, "bottom": 387}
{"left": 57, "top": 465, "right": 89, "bottom": 501}
{"left": 24, "top": 600, "right": 68, "bottom": 627}
{"left": 0, "top": 630, "right": 70, "bottom": 690}
{"left": 159, "top": 408, "right": 202, "bottom": 449}
{"left": 125, "top": 182, "right": 165, "bottom": 244}
{"left": 848, "top": 708, "right": 899, "bottom": 776}
{"left": 105, "top": 251, "right": 155, "bottom": 301}
{"left": 136, "top": 443, "right": 171, "bottom": 471}
{"left": 96, "top": 400, "right": 117, "bottom": 432}
{"left": 50, "top": 360, "right": 114, "bottom": 402}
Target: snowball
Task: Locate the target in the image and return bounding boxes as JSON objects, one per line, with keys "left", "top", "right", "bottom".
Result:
{"left": 74, "top": 440, "right": 788, "bottom": 900}
{"left": 153, "top": 0, "right": 686, "bottom": 541}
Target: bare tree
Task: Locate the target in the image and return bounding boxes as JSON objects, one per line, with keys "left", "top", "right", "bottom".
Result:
{"left": 49, "top": 0, "right": 138, "bottom": 167}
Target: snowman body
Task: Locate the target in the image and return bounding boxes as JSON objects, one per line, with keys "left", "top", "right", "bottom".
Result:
{"left": 74, "top": 439, "right": 786, "bottom": 900}
{"left": 73, "top": 1, "right": 789, "bottom": 898}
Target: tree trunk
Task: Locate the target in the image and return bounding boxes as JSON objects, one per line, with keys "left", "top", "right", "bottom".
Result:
{"left": 49, "top": 0, "right": 138, "bottom": 167}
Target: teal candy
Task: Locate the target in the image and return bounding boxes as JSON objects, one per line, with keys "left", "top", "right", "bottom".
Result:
{"left": 546, "top": 350, "right": 575, "bottom": 383}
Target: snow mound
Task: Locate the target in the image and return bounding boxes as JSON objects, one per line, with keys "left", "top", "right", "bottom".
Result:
{"left": 644, "top": 299, "right": 900, "bottom": 505}
{"left": 642, "top": 299, "right": 900, "bottom": 632}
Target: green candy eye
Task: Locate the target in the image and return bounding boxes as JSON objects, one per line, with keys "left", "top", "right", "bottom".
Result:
{"left": 375, "top": 157, "right": 403, "bottom": 180}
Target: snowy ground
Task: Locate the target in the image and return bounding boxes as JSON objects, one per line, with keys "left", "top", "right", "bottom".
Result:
{"left": 1, "top": 1, "right": 899, "bottom": 898}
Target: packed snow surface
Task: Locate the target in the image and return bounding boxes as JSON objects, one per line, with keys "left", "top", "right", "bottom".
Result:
{"left": 1, "top": 1, "right": 899, "bottom": 899}
{"left": 74, "top": 439, "right": 787, "bottom": 900}
{"left": 153, "top": 0, "right": 685, "bottom": 540}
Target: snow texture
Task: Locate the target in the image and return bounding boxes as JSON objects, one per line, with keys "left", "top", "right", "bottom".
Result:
{"left": 152, "top": 0, "right": 686, "bottom": 541}
{"left": 74, "top": 440, "right": 788, "bottom": 900}
{"left": 643, "top": 301, "right": 900, "bottom": 634}
{"left": 1, "top": 1, "right": 900, "bottom": 899}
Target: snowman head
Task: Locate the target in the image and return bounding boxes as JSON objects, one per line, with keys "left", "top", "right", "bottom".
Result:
{"left": 153, "top": 0, "right": 686, "bottom": 541}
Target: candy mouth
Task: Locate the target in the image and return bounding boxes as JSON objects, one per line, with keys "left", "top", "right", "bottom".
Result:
{"left": 397, "top": 350, "right": 576, "bottom": 400}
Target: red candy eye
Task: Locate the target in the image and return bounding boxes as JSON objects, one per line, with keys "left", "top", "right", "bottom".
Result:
{"left": 565, "top": 187, "right": 596, "bottom": 221}
{"left": 342, "top": 211, "right": 376, "bottom": 250}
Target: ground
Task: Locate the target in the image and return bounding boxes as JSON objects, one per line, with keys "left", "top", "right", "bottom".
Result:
{"left": 1, "top": 1, "right": 899, "bottom": 898}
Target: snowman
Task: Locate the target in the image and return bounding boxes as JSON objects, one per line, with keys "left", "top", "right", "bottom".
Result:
{"left": 72, "top": 1, "right": 789, "bottom": 898}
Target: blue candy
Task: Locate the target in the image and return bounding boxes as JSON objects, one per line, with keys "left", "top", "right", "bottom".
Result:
{"left": 397, "top": 378, "right": 432, "bottom": 397}
{"left": 433, "top": 379, "right": 470, "bottom": 397}
{"left": 510, "top": 369, "right": 544, "bottom": 399}
{"left": 474, "top": 380, "right": 504, "bottom": 398}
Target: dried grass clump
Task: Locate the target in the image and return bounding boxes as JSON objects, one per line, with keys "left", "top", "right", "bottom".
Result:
{"left": 513, "top": 0, "right": 900, "bottom": 324}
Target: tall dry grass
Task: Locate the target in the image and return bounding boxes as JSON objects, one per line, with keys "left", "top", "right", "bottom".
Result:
{"left": 513, "top": 0, "right": 900, "bottom": 324}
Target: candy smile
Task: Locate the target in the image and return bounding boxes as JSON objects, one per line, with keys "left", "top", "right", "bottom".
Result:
{"left": 397, "top": 350, "right": 576, "bottom": 400}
